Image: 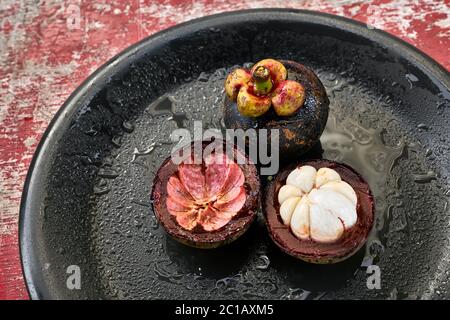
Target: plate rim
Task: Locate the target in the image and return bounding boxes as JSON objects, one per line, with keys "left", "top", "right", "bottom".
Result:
{"left": 19, "top": 8, "right": 450, "bottom": 300}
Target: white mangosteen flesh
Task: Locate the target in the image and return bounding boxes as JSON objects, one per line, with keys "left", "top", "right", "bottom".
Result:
{"left": 278, "top": 166, "right": 358, "bottom": 243}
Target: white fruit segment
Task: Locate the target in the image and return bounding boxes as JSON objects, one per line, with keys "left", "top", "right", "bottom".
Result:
{"left": 280, "top": 196, "right": 301, "bottom": 225}
{"left": 315, "top": 167, "right": 341, "bottom": 188}
{"left": 308, "top": 188, "right": 357, "bottom": 228}
{"left": 278, "top": 185, "right": 303, "bottom": 205}
{"left": 278, "top": 166, "right": 358, "bottom": 243}
{"left": 290, "top": 196, "right": 310, "bottom": 240}
{"left": 286, "top": 166, "right": 316, "bottom": 193}
{"left": 309, "top": 204, "right": 344, "bottom": 243}
{"left": 320, "top": 181, "right": 357, "bottom": 206}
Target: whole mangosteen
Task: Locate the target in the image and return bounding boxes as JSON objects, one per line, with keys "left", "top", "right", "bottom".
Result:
{"left": 224, "top": 59, "right": 329, "bottom": 156}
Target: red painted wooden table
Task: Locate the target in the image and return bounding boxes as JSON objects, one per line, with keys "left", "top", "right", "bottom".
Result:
{"left": 0, "top": 0, "right": 449, "bottom": 300}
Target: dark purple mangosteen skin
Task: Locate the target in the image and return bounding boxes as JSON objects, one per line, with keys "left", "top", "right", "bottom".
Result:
{"left": 264, "top": 159, "right": 375, "bottom": 264}
{"left": 151, "top": 141, "right": 260, "bottom": 249}
{"left": 223, "top": 60, "right": 329, "bottom": 156}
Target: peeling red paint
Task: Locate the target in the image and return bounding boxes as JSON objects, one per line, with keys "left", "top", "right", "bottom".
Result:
{"left": 0, "top": 0, "right": 448, "bottom": 299}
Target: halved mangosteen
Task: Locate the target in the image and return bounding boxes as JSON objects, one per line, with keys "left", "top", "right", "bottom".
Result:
{"left": 223, "top": 59, "right": 329, "bottom": 155}
{"left": 264, "top": 159, "right": 375, "bottom": 264}
{"left": 151, "top": 140, "right": 260, "bottom": 249}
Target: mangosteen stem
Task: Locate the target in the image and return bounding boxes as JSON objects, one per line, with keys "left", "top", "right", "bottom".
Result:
{"left": 252, "top": 66, "right": 273, "bottom": 95}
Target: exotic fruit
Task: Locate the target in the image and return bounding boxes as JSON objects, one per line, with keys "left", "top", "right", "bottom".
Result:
{"left": 224, "top": 59, "right": 329, "bottom": 155}
{"left": 264, "top": 159, "right": 375, "bottom": 264}
{"left": 151, "top": 141, "right": 260, "bottom": 248}
{"left": 225, "top": 58, "right": 302, "bottom": 117}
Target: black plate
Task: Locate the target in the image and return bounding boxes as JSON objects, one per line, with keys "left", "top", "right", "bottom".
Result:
{"left": 20, "top": 9, "right": 450, "bottom": 300}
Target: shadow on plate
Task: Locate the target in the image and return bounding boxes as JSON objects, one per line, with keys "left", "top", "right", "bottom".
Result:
{"left": 163, "top": 220, "right": 262, "bottom": 279}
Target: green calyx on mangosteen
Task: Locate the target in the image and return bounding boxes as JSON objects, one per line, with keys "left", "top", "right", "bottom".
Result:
{"left": 252, "top": 66, "right": 273, "bottom": 95}
{"left": 225, "top": 58, "right": 303, "bottom": 117}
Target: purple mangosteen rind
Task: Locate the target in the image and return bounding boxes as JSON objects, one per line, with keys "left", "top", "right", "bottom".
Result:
{"left": 263, "top": 159, "right": 375, "bottom": 264}
{"left": 151, "top": 141, "right": 261, "bottom": 249}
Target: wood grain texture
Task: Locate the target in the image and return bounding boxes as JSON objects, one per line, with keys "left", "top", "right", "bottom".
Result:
{"left": 0, "top": 0, "right": 449, "bottom": 300}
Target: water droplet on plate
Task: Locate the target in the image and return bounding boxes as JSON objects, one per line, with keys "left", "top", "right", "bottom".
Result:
{"left": 122, "top": 120, "right": 135, "bottom": 133}
{"left": 197, "top": 72, "right": 209, "bottom": 82}
{"left": 412, "top": 171, "right": 437, "bottom": 183}
{"left": 417, "top": 123, "right": 428, "bottom": 131}
{"left": 255, "top": 255, "right": 270, "bottom": 270}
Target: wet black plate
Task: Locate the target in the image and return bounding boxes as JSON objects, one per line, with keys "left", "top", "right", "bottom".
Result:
{"left": 20, "top": 9, "right": 450, "bottom": 299}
